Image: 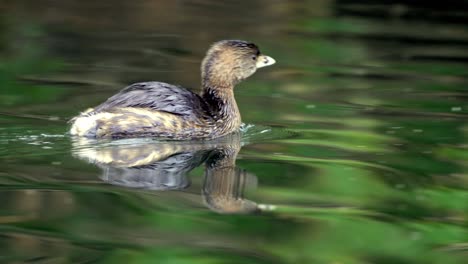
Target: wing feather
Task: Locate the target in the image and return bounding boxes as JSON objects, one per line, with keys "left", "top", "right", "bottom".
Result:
{"left": 93, "top": 82, "right": 206, "bottom": 117}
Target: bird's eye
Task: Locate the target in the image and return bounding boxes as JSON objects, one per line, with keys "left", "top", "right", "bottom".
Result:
{"left": 252, "top": 55, "right": 257, "bottom": 60}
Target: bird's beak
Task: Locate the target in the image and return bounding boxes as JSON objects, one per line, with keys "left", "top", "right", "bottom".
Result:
{"left": 256, "top": 54, "right": 276, "bottom": 68}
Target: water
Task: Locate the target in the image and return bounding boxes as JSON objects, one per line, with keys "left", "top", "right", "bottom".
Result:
{"left": 1, "top": 1, "right": 467, "bottom": 263}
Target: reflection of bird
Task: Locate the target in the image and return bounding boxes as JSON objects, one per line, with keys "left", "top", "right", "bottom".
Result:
{"left": 71, "top": 133, "right": 260, "bottom": 213}
{"left": 203, "top": 166, "right": 258, "bottom": 214}
{"left": 70, "top": 40, "right": 275, "bottom": 140}
{"left": 72, "top": 137, "right": 213, "bottom": 190}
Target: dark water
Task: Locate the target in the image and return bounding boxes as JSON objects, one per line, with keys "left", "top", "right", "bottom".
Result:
{"left": 1, "top": 1, "right": 468, "bottom": 263}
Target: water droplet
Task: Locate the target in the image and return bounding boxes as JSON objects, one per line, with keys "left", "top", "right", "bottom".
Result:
{"left": 258, "top": 204, "right": 276, "bottom": 211}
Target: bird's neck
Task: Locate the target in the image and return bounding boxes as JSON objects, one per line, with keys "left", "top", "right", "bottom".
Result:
{"left": 201, "top": 83, "right": 241, "bottom": 133}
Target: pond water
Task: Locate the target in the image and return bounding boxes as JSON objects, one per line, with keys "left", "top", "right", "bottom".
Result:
{"left": 1, "top": 1, "right": 467, "bottom": 263}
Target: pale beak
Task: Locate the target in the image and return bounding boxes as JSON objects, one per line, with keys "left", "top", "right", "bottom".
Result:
{"left": 256, "top": 54, "right": 276, "bottom": 68}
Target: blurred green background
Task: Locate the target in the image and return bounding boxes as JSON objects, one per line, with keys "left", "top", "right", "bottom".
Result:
{"left": 0, "top": 0, "right": 467, "bottom": 263}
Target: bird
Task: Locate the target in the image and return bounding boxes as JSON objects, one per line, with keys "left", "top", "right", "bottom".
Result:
{"left": 69, "top": 40, "right": 275, "bottom": 140}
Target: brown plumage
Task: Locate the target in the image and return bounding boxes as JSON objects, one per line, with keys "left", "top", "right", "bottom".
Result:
{"left": 70, "top": 40, "right": 275, "bottom": 140}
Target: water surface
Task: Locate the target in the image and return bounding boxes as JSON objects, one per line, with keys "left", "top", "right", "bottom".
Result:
{"left": 1, "top": 1, "right": 467, "bottom": 263}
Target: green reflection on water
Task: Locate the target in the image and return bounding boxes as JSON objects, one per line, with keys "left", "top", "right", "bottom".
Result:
{"left": 1, "top": 1, "right": 467, "bottom": 263}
